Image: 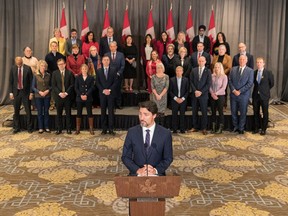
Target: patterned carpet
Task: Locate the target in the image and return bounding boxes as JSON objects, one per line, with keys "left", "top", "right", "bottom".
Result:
{"left": 0, "top": 104, "right": 288, "bottom": 216}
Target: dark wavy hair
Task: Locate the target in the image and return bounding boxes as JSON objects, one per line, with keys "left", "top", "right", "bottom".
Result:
{"left": 84, "top": 31, "right": 96, "bottom": 43}
{"left": 139, "top": 101, "right": 158, "bottom": 115}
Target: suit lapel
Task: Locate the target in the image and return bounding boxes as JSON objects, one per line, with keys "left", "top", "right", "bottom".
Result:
{"left": 137, "top": 125, "right": 146, "bottom": 159}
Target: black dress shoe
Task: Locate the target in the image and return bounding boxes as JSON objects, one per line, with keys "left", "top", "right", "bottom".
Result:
{"left": 252, "top": 129, "right": 259, "bottom": 134}
{"left": 67, "top": 130, "right": 72, "bottom": 134}
{"left": 28, "top": 129, "right": 33, "bottom": 134}
{"left": 101, "top": 130, "right": 107, "bottom": 135}
{"left": 231, "top": 128, "right": 239, "bottom": 133}
{"left": 172, "top": 130, "right": 177, "bottom": 134}
{"left": 13, "top": 129, "right": 20, "bottom": 134}
{"left": 260, "top": 130, "right": 266, "bottom": 135}
{"left": 55, "top": 130, "right": 62, "bottom": 135}
{"left": 109, "top": 130, "right": 116, "bottom": 135}
{"left": 238, "top": 130, "right": 244, "bottom": 134}
{"left": 180, "top": 130, "right": 185, "bottom": 134}
{"left": 116, "top": 106, "right": 123, "bottom": 110}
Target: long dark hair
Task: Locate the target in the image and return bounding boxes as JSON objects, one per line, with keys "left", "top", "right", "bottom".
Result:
{"left": 85, "top": 31, "right": 96, "bottom": 43}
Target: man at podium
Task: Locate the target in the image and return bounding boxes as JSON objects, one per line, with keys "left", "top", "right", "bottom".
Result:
{"left": 122, "top": 101, "right": 173, "bottom": 176}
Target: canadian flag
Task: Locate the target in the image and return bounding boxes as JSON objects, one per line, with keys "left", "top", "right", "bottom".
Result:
{"left": 208, "top": 6, "right": 217, "bottom": 53}
{"left": 102, "top": 3, "right": 110, "bottom": 37}
{"left": 60, "top": 2, "right": 68, "bottom": 39}
{"left": 122, "top": 5, "right": 132, "bottom": 42}
{"left": 166, "top": 3, "right": 175, "bottom": 41}
{"left": 186, "top": 6, "right": 195, "bottom": 42}
{"left": 81, "top": 2, "right": 90, "bottom": 41}
{"left": 145, "top": 5, "right": 155, "bottom": 40}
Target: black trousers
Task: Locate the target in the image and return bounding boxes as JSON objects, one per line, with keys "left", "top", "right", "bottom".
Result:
{"left": 13, "top": 90, "right": 32, "bottom": 130}
{"left": 192, "top": 96, "right": 208, "bottom": 130}
{"left": 210, "top": 95, "right": 225, "bottom": 125}
{"left": 100, "top": 94, "right": 115, "bottom": 131}
{"left": 55, "top": 97, "right": 72, "bottom": 131}
{"left": 76, "top": 101, "right": 93, "bottom": 118}
{"left": 171, "top": 99, "right": 187, "bottom": 131}
{"left": 253, "top": 95, "right": 269, "bottom": 131}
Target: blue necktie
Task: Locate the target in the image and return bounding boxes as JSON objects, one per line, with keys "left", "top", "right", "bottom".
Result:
{"left": 257, "top": 70, "right": 262, "bottom": 84}
{"left": 104, "top": 68, "right": 108, "bottom": 80}
{"left": 144, "top": 129, "right": 150, "bottom": 153}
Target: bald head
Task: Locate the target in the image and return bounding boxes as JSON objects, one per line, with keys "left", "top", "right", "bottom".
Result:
{"left": 15, "top": 56, "right": 23, "bottom": 67}
{"left": 238, "top": 43, "right": 246, "bottom": 54}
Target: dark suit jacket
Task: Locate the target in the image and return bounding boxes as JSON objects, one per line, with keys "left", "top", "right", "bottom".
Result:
{"left": 232, "top": 53, "right": 254, "bottom": 69}
{"left": 175, "top": 56, "right": 192, "bottom": 78}
{"left": 173, "top": 41, "right": 190, "bottom": 56}
{"left": 51, "top": 69, "right": 75, "bottom": 101}
{"left": 169, "top": 76, "right": 189, "bottom": 100}
{"left": 190, "top": 51, "right": 211, "bottom": 68}
{"left": 99, "top": 36, "right": 121, "bottom": 57}
{"left": 9, "top": 64, "right": 33, "bottom": 96}
{"left": 122, "top": 124, "right": 173, "bottom": 176}
{"left": 162, "top": 54, "right": 179, "bottom": 77}
{"left": 191, "top": 35, "right": 211, "bottom": 53}
{"left": 190, "top": 67, "right": 212, "bottom": 99}
{"left": 252, "top": 69, "right": 274, "bottom": 101}
{"left": 75, "top": 75, "right": 95, "bottom": 102}
{"left": 229, "top": 66, "right": 254, "bottom": 98}
{"left": 105, "top": 51, "right": 125, "bottom": 75}
{"left": 65, "top": 38, "right": 82, "bottom": 56}
{"left": 96, "top": 67, "right": 117, "bottom": 95}
{"left": 45, "top": 52, "right": 66, "bottom": 73}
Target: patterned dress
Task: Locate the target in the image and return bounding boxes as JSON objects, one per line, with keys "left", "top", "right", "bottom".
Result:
{"left": 151, "top": 74, "right": 169, "bottom": 113}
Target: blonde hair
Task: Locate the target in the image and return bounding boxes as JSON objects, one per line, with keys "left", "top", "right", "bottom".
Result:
{"left": 156, "top": 63, "right": 165, "bottom": 72}
{"left": 178, "top": 47, "right": 187, "bottom": 56}
{"left": 177, "top": 31, "right": 186, "bottom": 43}
{"left": 37, "top": 60, "right": 48, "bottom": 74}
{"left": 213, "top": 62, "right": 225, "bottom": 76}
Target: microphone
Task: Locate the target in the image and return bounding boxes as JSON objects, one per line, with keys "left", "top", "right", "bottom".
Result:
{"left": 144, "top": 143, "right": 149, "bottom": 176}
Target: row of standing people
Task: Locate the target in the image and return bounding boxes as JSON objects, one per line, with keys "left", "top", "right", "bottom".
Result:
{"left": 148, "top": 54, "right": 274, "bottom": 136}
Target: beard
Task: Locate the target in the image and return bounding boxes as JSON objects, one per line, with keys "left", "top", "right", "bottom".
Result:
{"left": 140, "top": 121, "right": 148, "bottom": 127}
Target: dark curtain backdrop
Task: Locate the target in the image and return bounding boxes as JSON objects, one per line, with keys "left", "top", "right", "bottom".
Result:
{"left": 0, "top": 0, "right": 287, "bottom": 104}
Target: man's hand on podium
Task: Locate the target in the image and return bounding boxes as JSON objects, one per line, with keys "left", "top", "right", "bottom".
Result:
{"left": 137, "top": 164, "right": 157, "bottom": 176}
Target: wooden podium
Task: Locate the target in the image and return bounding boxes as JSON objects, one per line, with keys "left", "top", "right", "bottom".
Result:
{"left": 114, "top": 174, "right": 181, "bottom": 216}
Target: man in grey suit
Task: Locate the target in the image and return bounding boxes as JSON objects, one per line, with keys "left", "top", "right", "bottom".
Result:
{"left": 9, "top": 57, "right": 33, "bottom": 133}
{"left": 65, "top": 28, "right": 82, "bottom": 56}
{"left": 122, "top": 100, "right": 173, "bottom": 176}
{"left": 229, "top": 55, "right": 254, "bottom": 134}
{"left": 252, "top": 57, "right": 274, "bottom": 135}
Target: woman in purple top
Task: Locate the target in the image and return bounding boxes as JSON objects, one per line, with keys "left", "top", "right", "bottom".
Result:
{"left": 210, "top": 62, "right": 228, "bottom": 133}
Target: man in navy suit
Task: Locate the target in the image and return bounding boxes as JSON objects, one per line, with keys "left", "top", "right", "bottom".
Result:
{"left": 99, "top": 26, "right": 121, "bottom": 57}
{"left": 96, "top": 55, "right": 117, "bottom": 135}
{"left": 252, "top": 57, "right": 274, "bottom": 135}
{"left": 122, "top": 100, "right": 173, "bottom": 176}
{"left": 169, "top": 66, "right": 189, "bottom": 133}
{"left": 232, "top": 43, "right": 254, "bottom": 69}
{"left": 9, "top": 57, "right": 33, "bottom": 133}
{"left": 189, "top": 56, "right": 212, "bottom": 135}
{"left": 105, "top": 41, "right": 125, "bottom": 109}
{"left": 190, "top": 42, "right": 211, "bottom": 69}
{"left": 229, "top": 55, "right": 254, "bottom": 134}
